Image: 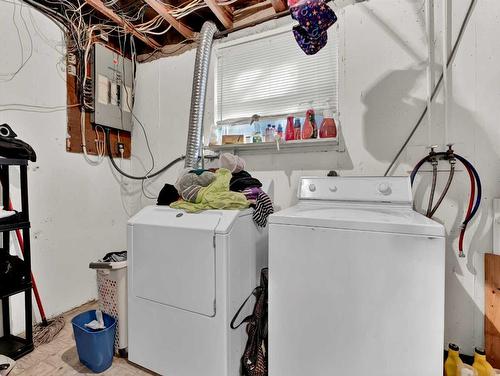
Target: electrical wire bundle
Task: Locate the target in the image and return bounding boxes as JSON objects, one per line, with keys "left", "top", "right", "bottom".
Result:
{"left": 410, "top": 145, "right": 481, "bottom": 258}
{"left": 168, "top": 0, "right": 208, "bottom": 19}
{"left": 3, "top": 0, "right": 198, "bottom": 193}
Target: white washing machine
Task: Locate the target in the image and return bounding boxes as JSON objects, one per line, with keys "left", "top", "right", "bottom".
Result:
{"left": 127, "top": 182, "right": 271, "bottom": 376}
{"left": 269, "top": 176, "right": 445, "bottom": 376}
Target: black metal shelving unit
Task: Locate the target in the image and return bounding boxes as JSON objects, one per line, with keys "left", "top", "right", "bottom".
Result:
{"left": 0, "top": 158, "right": 33, "bottom": 359}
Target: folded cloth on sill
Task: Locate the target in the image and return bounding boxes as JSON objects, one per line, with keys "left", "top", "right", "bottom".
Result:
{"left": 170, "top": 168, "right": 250, "bottom": 213}
{"left": 252, "top": 191, "right": 274, "bottom": 227}
{"left": 230, "top": 170, "right": 262, "bottom": 192}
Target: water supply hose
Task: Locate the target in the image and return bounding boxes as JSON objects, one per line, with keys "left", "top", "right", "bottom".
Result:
{"left": 184, "top": 21, "right": 218, "bottom": 169}
{"left": 455, "top": 154, "right": 482, "bottom": 224}
{"left": 428, "top": 155, "right": 456, "bottom": 218}
{"left": 458, "top": 162, "right": 475, "bottom": 257}
{"left": 427, "top": 157, "right": 438, "bottom": 217}
{"left": 410, "top": 150, "right": 481, "bottom": 256}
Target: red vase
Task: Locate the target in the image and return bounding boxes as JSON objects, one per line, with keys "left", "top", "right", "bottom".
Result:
{"left": 302, "top": 109, "right": 316, "bottom": 139}
{"left": 319, "top": 110, "right": 337, "bottom": 139}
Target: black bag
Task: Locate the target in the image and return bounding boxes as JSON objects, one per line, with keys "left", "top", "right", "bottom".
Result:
{"left": 231, "top": 268, "right": 268, "bottom": 376}
{"left": 0, "top": 124, "right": 37, "bottom": 162}
{"left": 0, "top": 254, "right": 28, "bottom": 288}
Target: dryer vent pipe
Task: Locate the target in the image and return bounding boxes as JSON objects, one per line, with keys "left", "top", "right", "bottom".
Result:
{"left": 184, "top": 21, "right": 218, "bottom": 169}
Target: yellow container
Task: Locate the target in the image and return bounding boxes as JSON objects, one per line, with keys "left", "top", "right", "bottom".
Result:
{"left": 445, "top": 343, "right": 464, "bottom": 376}
{"left": 472, "top": 348, "right": 495, "bottom": 376}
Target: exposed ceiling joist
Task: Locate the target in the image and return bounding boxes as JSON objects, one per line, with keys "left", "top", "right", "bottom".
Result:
{"left": 204, "top": 0, "right": 233, "bottom": 29}
{"left": 29, "top": 0, "right": 292, "bottom": 58}
{"left": 144, "top": 0, "right": 196, "bottom": 40}
{"left": 270, "top": 0, "right": 287, "bottom": 12}
{"left": 84, "top": 0, "right": 161, "bottom": 49}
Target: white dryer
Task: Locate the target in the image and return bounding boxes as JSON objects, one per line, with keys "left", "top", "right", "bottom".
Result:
{"left": 269, "top": 176, "right": 445, "bottom": 376}
{"left": 128, "top": 194, "right": 270, "bottom": 375}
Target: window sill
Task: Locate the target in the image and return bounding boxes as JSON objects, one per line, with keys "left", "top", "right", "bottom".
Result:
{"left": 206, "top": 138, "right": 342, "bottom": 155}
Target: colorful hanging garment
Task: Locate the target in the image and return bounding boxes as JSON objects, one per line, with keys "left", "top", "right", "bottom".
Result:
{"left": 288, "top": 0, "right": 337, "bottom": 55}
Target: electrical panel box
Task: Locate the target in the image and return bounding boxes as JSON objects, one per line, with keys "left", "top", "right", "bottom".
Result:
{"left": 91, "top": 43, "right": 133, "bottom": 131}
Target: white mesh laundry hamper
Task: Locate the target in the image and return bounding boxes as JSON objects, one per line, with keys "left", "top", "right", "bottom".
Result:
{"left": 89, "top": 260, "right": 128, "bottom": 356}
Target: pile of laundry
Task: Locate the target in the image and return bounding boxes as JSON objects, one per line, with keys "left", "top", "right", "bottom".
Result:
{"left": 157, "top": 153, "right": 274, "bottom": 227}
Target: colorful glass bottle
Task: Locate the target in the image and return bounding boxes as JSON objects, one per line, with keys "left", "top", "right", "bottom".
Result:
{"left": 302, "top": 109, "right": 317, "bottom": 139}
{"left": 285, "top": 116, "right": 295, "bottom": 141}
{"left": 319, "top": 109, "right": 337, "bottom": 139}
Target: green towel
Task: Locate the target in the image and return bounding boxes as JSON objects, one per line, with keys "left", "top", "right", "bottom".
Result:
{"left": 171, "top": 168, "right": 249, "bottom": 213}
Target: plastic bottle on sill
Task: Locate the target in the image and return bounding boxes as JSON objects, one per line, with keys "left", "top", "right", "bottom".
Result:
{"left": 294, "top": 118, "right": 302, "bottom": 140}
{"left": 285, "top": 116, "right": 295, "bottom": 141}
{"left": 244, "top": 134, "right": 253, "bottom": 144}
{"left": 209, "top": 125, "right": 222, "bottom": 146}
{"left": 265, "top": 124, "right": 273, "bottom": 142}
{"left": 277, "top": 124, "right": 283, "bottom": 139}
{"left": 445, "top": 343, "right": 464, "bottom": 376}
{"left": 472, "top": 348, "right": 495, "bottom": 376}
{"left": 319, "top": 109, "right": 337, "bottom": 139}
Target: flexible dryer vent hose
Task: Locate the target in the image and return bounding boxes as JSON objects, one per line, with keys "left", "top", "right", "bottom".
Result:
{"left": 185, "top": 21, "right": 219, "bottom": 169}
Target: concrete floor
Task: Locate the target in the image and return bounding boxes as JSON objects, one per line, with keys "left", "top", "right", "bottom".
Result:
{"left": 10, "top": 302, "right": 156, "bottom": 376}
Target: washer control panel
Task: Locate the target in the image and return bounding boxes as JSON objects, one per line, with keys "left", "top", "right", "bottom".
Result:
{"left": 298, "top": 176, "right": 412, "bottom": 204}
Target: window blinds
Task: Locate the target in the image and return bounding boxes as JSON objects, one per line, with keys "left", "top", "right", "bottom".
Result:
{"left": 215, "top": 26, "right": 339, "bottom": 124}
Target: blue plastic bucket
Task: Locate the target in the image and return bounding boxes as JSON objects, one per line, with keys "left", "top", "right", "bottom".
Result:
{"left": 72, "top": 310, "right": 116, "bottom": 373}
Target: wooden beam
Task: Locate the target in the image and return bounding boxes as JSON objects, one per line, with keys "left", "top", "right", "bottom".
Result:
{"left": 144, "top": 0, "right": 195, "bottom": 40}
{"left": 233, "top": 2, "right": 274, "bottom": 26}
{"left": 85, "top": 0, "right": 161, "bottom": 49}
{"left": 270, "top": 0, "right": 287, "bottom": 12}
{"left": 486, "top": 253, "right": 500, "bottom": 368}
{"left": 204, "top": 0, "right": 233, "bottom": 29}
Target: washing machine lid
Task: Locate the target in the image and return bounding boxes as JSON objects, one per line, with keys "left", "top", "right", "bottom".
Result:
{"left": 269, "top": 176, "right": 444, "bottom": 237}
{"left": 270, "top": 203, "right": 444, "bottom": 237}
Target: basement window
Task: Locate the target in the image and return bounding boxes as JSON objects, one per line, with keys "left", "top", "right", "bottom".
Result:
{"left": 212, "top": 23, "right": 340, "bottom": 149}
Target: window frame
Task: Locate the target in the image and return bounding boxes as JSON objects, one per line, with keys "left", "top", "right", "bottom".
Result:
{"left": 213, "top": 13, "right": 345, "bottom": 128}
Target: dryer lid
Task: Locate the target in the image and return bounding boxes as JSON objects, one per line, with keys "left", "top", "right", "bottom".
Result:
{"left": 128, "top": 205, "right": 251, "bottom": 234}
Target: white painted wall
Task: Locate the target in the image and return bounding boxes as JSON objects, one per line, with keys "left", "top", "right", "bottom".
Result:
{"left": 0, "top": 1, "right": 130, "bottom": 334}
{"left": 133, "top": 0, "right": 500, "bottom": 355}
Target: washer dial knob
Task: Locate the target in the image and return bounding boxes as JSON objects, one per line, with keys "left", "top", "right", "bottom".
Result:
{"left": 378, "top": 183, "right": 392, "bottom": 196}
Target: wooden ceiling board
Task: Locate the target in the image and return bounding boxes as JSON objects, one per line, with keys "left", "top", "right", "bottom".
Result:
{"left": 28, "top": 0, "right": 289, "bottom": 56}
